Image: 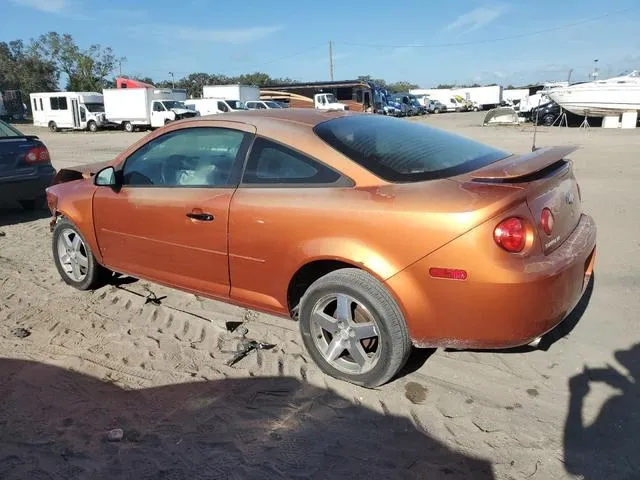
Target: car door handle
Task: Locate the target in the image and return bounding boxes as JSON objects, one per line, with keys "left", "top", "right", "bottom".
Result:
{"left": 186, "top": 212, "right": 214, "bottom": 221}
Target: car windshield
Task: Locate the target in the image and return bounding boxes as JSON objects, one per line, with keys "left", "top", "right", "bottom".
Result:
{"left": 264, "top": 101, "right": 282, "bottom": 108}
{"left": 314, "top": 115, "right": 510, "bottom": 182}
{"left": 226, "top": 100, "right": 247, "bottom": 110}
{"left": 84, "top": 103, "right": 104, "bottom": 113}
{"left": 0, "top": 120, "right": 22, "bottom": 137}
{"left": 161, "top": 100, "right": 187, "bottom": 109}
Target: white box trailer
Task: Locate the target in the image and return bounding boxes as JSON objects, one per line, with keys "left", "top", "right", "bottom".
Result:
{"left": 202, "top": 85, "right": 260, "bottom": 103}
{"left": 411, "top": 86, "right": 502, "bottom": 111}
{"left": 103, "top": 88, "right": 198, "bottom": 132}
{"left": 410, "top": 89, "right": 466, "bottom": 112}
{"left": 29, "top": 91, "right": 107, "bottom": 132}
{"left": 451, "top": 86, "right": 502, "bottom": 110}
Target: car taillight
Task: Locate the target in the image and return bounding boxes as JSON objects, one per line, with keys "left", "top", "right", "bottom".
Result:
{"left": 493, "top": 217, "right": 526, "bottom": 253}
{"left": 540, "top": 208, "right": 554, "bottom": 235}
{"left": 25, "top": 146, "right": 50, "bottom": 165}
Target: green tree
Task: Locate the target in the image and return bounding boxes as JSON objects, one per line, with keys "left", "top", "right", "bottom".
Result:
{"left": 387, "top": 81, "right": 419, "bottom": 93}
{"left": 33, "top": 32, "right": 124, "bottom": 91}
{"left": 0, "top": 40, "right": 57, "bottom": 113}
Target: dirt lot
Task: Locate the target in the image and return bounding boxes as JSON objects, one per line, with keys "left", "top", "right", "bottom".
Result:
{"left": 1, "top": 113, "right": 639, "bottom": 479}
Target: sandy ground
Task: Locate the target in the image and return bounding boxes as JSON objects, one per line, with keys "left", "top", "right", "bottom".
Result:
{"left": 1, "top": 113, "right": 639, "bottom": 479}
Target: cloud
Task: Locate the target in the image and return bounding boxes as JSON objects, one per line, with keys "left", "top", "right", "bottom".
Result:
{"left": 174, "top": 25, "right": 283, "bottom": 45}
{"left": 9, "top": 0, "right": 68, "bottom": 13}
{"left": 446, "top": 6, "right": 506, "bottom": 32}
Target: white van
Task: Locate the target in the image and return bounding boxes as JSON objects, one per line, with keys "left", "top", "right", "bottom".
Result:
{"left": 245, "top": 100, "right": 283, "bottom": 110}
{"left": 184, "top": 98, "right": 248, "bottom": 116}
{"left": 30, "top": 92, "right": 107, "bottom": 132}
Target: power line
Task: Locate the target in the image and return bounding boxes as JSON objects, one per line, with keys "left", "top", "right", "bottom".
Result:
{"left": 336, "top": 6, "right": 637, "bottom": 49}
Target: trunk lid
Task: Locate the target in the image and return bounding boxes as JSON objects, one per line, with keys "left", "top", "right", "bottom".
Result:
{"left": 463, "top": 145, "right": 582, "bottom": 254}
{"left": 0, "top": 136, "right": 39, "bottom": 176}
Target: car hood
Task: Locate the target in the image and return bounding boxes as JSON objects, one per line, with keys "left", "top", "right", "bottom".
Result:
{"left": 51, "top": 160, "right": 110, "bottom": 184}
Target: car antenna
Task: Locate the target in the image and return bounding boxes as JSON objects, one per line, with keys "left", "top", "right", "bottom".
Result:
{"left": 531, "top": 94, "right": 543, "bottom": 152}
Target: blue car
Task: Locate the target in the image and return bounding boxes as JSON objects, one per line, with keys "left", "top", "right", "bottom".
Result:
{"left": 0, "top": 120, "right": 56, "bottom": 210}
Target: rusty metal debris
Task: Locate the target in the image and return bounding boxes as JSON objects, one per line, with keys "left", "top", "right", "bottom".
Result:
{"left": 226, "top": 340, "right": 276, "bottom": 366}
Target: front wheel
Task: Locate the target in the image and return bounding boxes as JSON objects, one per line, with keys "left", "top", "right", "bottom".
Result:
{"left": 87, "top": 121, "right": 98, "bottom": 132}
{"left": 52, "top": 218, "right": 109, "bottom": 290}
{"left": 299, "top": 268, "right": 411, "bottom": 388}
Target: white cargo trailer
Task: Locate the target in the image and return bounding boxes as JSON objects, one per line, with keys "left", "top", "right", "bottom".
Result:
{"left": 30, "top": 92, "right": 107, "bottom": 132}
{"left": 451, "top": 86, "right": 502, "bottom": 110}
{"left": 103, "top": 88, "right": 198, "bottom": 132}
{"left": 202, "top": 85, "right": 260, "bottom": 103}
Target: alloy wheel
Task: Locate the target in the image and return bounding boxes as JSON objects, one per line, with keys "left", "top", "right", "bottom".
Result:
{"left": 56, "top": 228, "right": 89, "bottom": 282}
{"left": 310, "top": 293, "right": 381, "bottom": 375}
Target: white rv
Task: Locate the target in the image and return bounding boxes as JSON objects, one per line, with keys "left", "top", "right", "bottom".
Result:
{"left": 103, "top": 88, "right": 198, "bottom": 132}
{"left": 30, "top": 92, "right": 107, "bottom": 132}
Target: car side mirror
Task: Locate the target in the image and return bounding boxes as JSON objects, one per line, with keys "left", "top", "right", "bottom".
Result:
{"left": 95, "top": 166, "right": 118, "bottom": 187}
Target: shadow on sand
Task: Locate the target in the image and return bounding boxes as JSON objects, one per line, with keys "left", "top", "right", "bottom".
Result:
{"left": 0, "top": 205, "right": 50, "bottom": 229}
{"left": 0, "top": 358, "right": 494, "bottom": 480}
{"left": 564, "top": 342, "right": 640, "bottom": 479}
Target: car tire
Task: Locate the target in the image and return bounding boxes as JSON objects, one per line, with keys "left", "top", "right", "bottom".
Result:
{"left": 52, "top": 218, "right": 110, "bottom": 290}
{"left": 48, "top": 121, "right": 58, "bottom": 132}
{"left": 299, "top": 268, "right": 412, "bottom": 388}
{"left": 88, "top": 121, "right": 98, "bottom": 132}
{"left": 434, "top": 108, "right": 440, "bottom": 114}
{"left": 542, "top": 114, "right": 556, "bottom": 126}
{"left": 124, "top": 121, "right": 134, "bottom": 133}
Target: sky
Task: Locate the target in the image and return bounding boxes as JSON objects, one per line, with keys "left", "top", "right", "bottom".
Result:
{"left": 3, "top": 0, "right": 640, "bottom": 87}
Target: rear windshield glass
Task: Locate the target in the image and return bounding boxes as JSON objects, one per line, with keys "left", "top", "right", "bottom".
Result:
{"left": 314, "top": 115, "right": 509, "bottom": 182}
{"left": 0, "top": 121, "right": 22, "bottom": 137}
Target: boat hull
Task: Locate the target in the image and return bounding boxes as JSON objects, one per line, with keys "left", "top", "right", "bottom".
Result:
{"left": 548, "top": 85, "right": 640, "bottom": 117}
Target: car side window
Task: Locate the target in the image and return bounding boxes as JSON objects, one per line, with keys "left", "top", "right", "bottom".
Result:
{"left": 242, "top": 137, "right": 341, "bottom": 185}
{"left": 153, "top": 102, "right": 164, "bottom": 112}
{"left": 246, "top": 102, "right": 255, "bottom": 109}
{"left": 257, "top": 102, "right": 266, "bottom": 109}
{"left": 217, "top": 101, "right": 229, "bottom": 112}
{"left": 122, "top": 127, "right": 248, "bottom": 187}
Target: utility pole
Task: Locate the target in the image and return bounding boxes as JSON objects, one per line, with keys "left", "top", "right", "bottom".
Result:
{"left": 329, "top": 41, "right": 334, "bottom": 81}
{"left": 169, "top": 71, "right": 175, "bottom": 88}
{"left": 592, "top": 59, "right": 599, "bottom": 81}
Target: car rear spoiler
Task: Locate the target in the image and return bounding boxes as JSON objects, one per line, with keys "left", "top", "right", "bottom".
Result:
{"left": 0, "top": 134, "right": 40, "bottom": 141}
{"left": 470, "top": 146, "right": 578, "bottom": 183}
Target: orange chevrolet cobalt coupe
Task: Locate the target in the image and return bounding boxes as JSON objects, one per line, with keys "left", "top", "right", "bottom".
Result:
{"left": 46, "top": 110, "right": 596, "bottom": 387}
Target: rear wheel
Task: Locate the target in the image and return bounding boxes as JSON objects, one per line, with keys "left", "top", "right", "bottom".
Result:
{"left": 48, "top": 121, "right": 58, "bottom": 132}
{"left": 299, "top": 268, "right": 411, "bottom": 388}
{"left": 542, "top": 114, "right": 556, "bottom": 126}
{"left": 124, "top": 121, "right": 134, "bottom": 133}
{"left": 52, "top": 218, "right": 109, "bottom": 290}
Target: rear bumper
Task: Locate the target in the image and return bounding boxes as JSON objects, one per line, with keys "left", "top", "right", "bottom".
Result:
{"left": 0, "top": 167, "right": 56, "bottom": 204}
{"left": 386, "top": 214, "right": 597, "bottom": 349}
